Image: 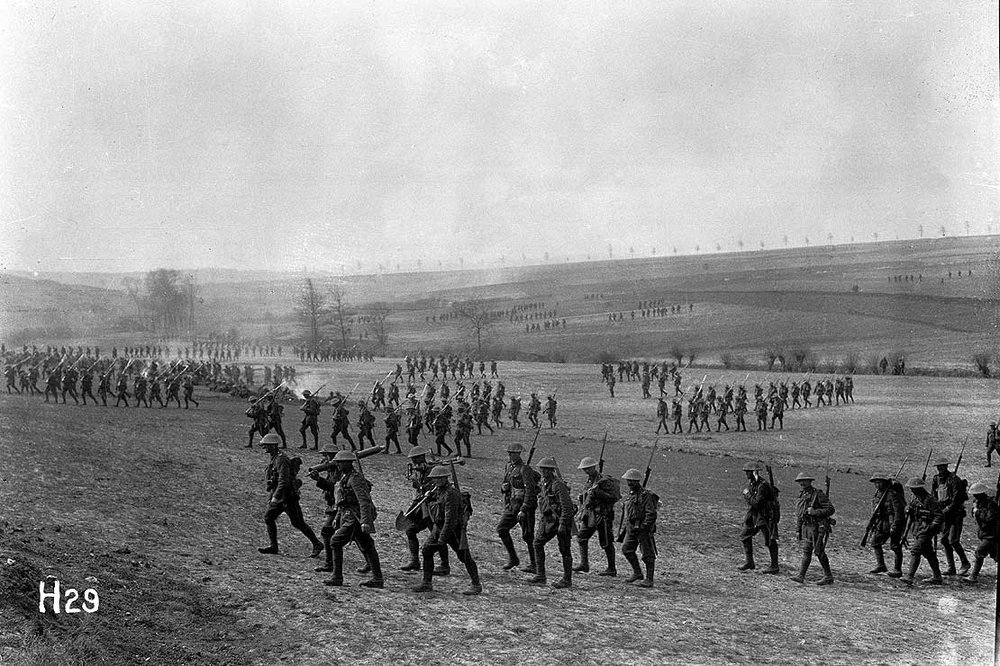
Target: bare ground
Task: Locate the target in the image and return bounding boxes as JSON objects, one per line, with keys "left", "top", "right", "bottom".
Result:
{"left": 0, "top": 362, "right": 995, "bottom": 665}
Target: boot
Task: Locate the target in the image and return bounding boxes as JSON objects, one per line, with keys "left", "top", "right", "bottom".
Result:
{"left": 413, "top": 580, "right": 433, "bottom": 593}
{"left": 462, "top": 559, "right": 482, "bottom": 595}
{"left": 738, "top": 541, "right": 755, "bottom": 571}
{"left": 924, "top": 552, "right": 943, "bottom": 585}
{"left": 887, "top": 550, "right": 903, "bottom": 578}
{"left": 520, "top": 546, "right": 537, "bottom": 575}
{"left": 529, "top": 547, "right": 546, "bottom": 584}
{"left": 637, "top": 561, "right": 654, "bottom": 588}
{"left": 360, "top": 549, "right": 384, "bottom": 588}
{"left": 573, "top": 541, "right": 590, "bottom": 573}
{"left": 433, "top": 548, "right": 451, "bottom": 576}
{"left": 869, "top": 547, "right": 887, "bottom": 574}
{"left": 790, "top": 553, "right": 810, "bottom": 584}
{"left": 258, "top": 524, "right": 279, "bottom": 554}
{"left": 499, "top": 533, "right": 520, "bottom": 570}
{"left": 961, "top": 557, "right": 984, "bottom": 584}
{"left": 309, "top": 540, "right": 323, "bottom": 558}
{"left": 400, "top": 540, "right": 421, "bottom": 571}
{"left": 315, "top": 537, "right": 333, "bottom": 572}
{"left": 624, "top": 554, "right": 643, "bottom": 583}
{"left": 816, "top": 554, "right": 834, "bottom": 585}
{"left": 552, "top": 556, "right": 572, "bottom": 589}
{"left": 598, "top": 547, "right": 617, "bottom": 576}
{"left": 953, "top": 543, "right": 971, "bottom": 576}
{"left": 942, "top": 545, "right": 956, "bottom": 575}
{"left": 761, "top": 542, "right": 779, "bottom": 574}
{"left": 901, "top": 554, "right": 921, "bottom": 586}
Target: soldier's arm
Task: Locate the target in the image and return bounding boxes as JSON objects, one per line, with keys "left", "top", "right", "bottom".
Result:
{"left": 272, "top": 458, "right": 292, "bottom": 502}
{"left": 441, "top": 488, "right": 461, "bottom": 536}
{"left": 811, "top": 491, "right": 835, "bottom": 518}
{"left": 351, "top": 475, "right": 376, "bottom": 525}
{"left": 747, "top": 483, "right": 770, "bottom": 510}
{"left": 521, "top": 467, "right": 540, "bottom": 512}
{"left": 640, "top": 493, "right": 658, "bottom": 531}
{"left": 889, "top": 491, "right": 907, "bottom": 534}
{"left": 590, "top": 478, "right": 617, "bottom": 504}
{"left": 556, "top": 480, "right": 575, "bottom": 529}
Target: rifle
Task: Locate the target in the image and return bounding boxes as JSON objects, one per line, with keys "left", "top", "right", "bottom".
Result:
{"left": 954, "top": 436, "right": 968, "bottom": 476}
{"left": 525, "top": 426, "right": 542, "bottom": 466}
{"left": 765, "top": 463, "right": 779, "bottom": 540}
{"left": 642, "top": 440, "right": 658, "bottom": 488}
{"left": 597, "top": 431, "right": 608, "bottom": 474}
{"left": 824, "top": 455, "right": 831, "bottom": 499}
{"left": 860, "top": 457, "right": 908, "bottom": 547}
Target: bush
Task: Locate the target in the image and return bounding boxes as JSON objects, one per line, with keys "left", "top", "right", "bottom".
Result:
{"left": 669, "top": 346, "right": 684, "bottom": 365}
{"left": 865, "top": 354, "right": 882, "bottom": 374}
{"left": 686, "top": 349, "right": 698, "bottom": 366}
{"left": 763, "top": 347, "right": 782, "bottom": 370}
{"left": 972, "top": 351, "right": 992, "bottom": 378}
{"left": 720, "top": 352, "right": 735, "bottom": 369}
{"left": 843, "top": 352, "right": 860, "bottom": 374}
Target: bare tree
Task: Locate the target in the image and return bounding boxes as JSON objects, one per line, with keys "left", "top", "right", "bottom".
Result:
{"left": 328, "top": 284, "right": 351, "bottom": 349}
{"left": 368, "top": 302, "right": 392, "bottom": 352}
{"left": 453, "top": 300, "right": 494, "bottom": 353}
{"left": 145, "top": 269, "right": 186, "bottom": 333}
{"left": 294, "top": 278, "right": 328, "bottom": 350}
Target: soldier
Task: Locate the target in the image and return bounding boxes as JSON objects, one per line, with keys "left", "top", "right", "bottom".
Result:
{"left": 617, "top": 468, "right": 658, "bottom": 588}
{"left": 738, "top": 462, "right": 779, "bottom": 574}
{"left": 257, "top": 434, "right": 323, "bottom": 558}
{"left": 529, "top": 457, "right": 575, "bottom": 588}
{"left": 509, "top": 395, "right": 522, "bottom": 429}
{"left": 544, "top": 395, "right": 557, "bottom": 428}
{"left": 298, "top": 390, "right": 321, "bottom": 449}
{"left": 734, "top": 397, "right": 747, "bottom": 432}
{"left": 491, "top": 395, "right": 505, "bottom": 429}
{"left": 433, "top": 406, "right": 454, "bottom": 457}
{"left": 801, "top": 380, "right": 812, "bottom": 408}
{"left": 607, "top": 374, "right": 616, "bottom": 398}
{"left": 961, "top": 482, "right": 998, "bottom": 584}
{"left": 61, "top": 367, "right": 79, "bottom": 405}
{"left": 755, "top": 399, "right": 768, "bottom": 431}
{"left": 80, "top": 369, "right": 97, "bottom": 405}
{"left": 4, "top": 365, "right": 18, "bottom": 394}
{"left": 182, "top": 374, "right": 199, "bottom": 408}
{"left": 267, "top": 395, "right": 287, "bottom": 448}
{"left": 527, "top": 393, "right": 541, "bottom": 428}
{"left": 114, "top": 373, "right": 130, "bottom": 407}
{"left": 931, "top": 457, "right": 971, "bottom": 575}
{"left": 330, "top": 396, "right": 356, "bottom": 451}
{"left": 308, "top": 443, "right": 364, "bottom": 575}
{"left": 497, "top": 442, "right": 541, "bottom": 572}
{"left": 790, "top": 382, "right": 801, "bottom": 409}
{"left": 844, "top": 375, "right": 854, "bottom": 403}
{"left": 412, "top": 465, "right": 482, "bottom": 595}
{"left": 357, "top": 401, "right": 376, "bottom": 449}
{"left": 770, "top": 396, "right": 784, "bottom": 430}
{"left": 790, "top": 473, "right": 835, "bottom": 585}
{"left": 133, "top": 374, "right": 148, "bottom": 407}
{"left": 574, "top": 457, "right": 620, "bottom": 576}
{"left": 987, "top": 423, "right": 999, "bottom": 467}
{"left": 165, "top": 374, "right": 181, "bottom": 408}
{"left": 245, "top": 398, "right": 270, "bottom": 449}
{"left": 698, "top": 398, "right": 712, "bottom": 432}
{"left": 901, "top": 477, "right": 944, "bottom": 585}
{"left": 384, "top": 408, "right": 402, "bottom": 454}
{"left": 387, "top": 381, "right": 400, "bottom": 408}
{"left": 323, "top": 451, "right": 384, "bottom": 588}
{"left": 148, "top": 375, "right": 165, "bottom": 407}
{"left": 454, "top": 406, "right": 473, "bottom": 458}
{"left": 654, "top": 397, "right": 669, "bottom": 434}
{"left": 399, "top": 447, "right": 450, "bottom": 575}
{"left": 716, "top": 399, "right": 730, "bottom": 432}
{"left": 97, "top": 370, "right": 111, "bottom": 406}
{"left": 865, "top": 473, "right": 906, "bottom": 577}
{"left": 686, "top": 398, "right": 700, "bottom": 433}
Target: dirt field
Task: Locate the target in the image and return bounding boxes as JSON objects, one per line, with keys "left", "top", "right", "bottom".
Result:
{"left": 0, "top": 361, "right": 995, "bottom": 664}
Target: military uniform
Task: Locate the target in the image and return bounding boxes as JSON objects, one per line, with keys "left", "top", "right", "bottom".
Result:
{"left": 182, "top": 375, "right": 199, "bottom": 408}
{"left": 531, "top": 458, "right": 576, "bottom": 588}
{"left": 739, "top": 462, "right": 779, "bottom": 574}
{"left": 655, "top": 398, "right": 669, "bottom": 434}
{"left": 791, "top": 474, "right": 835, "bottom": 585}
{"left": 330, "top": 401, "right": 356, "bottom": 450}
{"left": 384, "top": 410, "right": 402, "bottom": 454}
{"left": 497, "top": 443, "right": 541, "bottom": 572}
{"left": 527, "top": 394, "right": 541, "bottom": 428}
{"left": 413, "top": 467, "right": 481, "bottom": 595}
{"left": 574, "top": 458, "right": 619, "bottom": 576}
{"left": 258, "top": 434, "right": 322, "bottom": 557}
{"left": 962, "top": 482, "right": 998, "bottom": 584}
{"left": 326, "top": 452, "right": 384, "bottom": 588}
{"left": 866, "top": 474, "right": 906, "bottom": 577}
{"left": 618, "top": 469, "right": 658, "bottom": 587}
{"left": 901, "top": 477, "right": 944, "bottom": 585}
{"left": 931, "top": 460, "right": 971, "bottom": 575}
{"left": 986, "top": 424, "right": 999, "bottom": 467}
{"left": 399, "top": 448, "right": 450, "bottom": 575}
{"left": 544, "top": 396, "right": 557, "bottom": 428}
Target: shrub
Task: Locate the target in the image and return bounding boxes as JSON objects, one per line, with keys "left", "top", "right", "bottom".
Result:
{"left": 720, "top": 352, "right": 735, "bottom": 369}
{"left": 972, "top": 351, "right": 992, "bottom": 378}
{"left": 843, "top": 352, "right": 860, "bottom": 374}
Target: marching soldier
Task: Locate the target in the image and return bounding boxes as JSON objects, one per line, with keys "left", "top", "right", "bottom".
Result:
{"left": 790, "top": 473, "right": 835, "bottom": 585}
{"left": 324, "top": 451, "right": 384, "bottom": 588}
{"left": 165, "top": 374, "right": 181, "bottom": 408}
{"left": 299, "top": 390, "right": 321, "bottom": 449}
{"left": 770, "top": 396, "right": 784, "bottom": 430}
{"left": 61, "top": 367, "right": 79, "bottom": 405}
{"left": 738, "top": 462, "right": 779, "bottom": 574}
{"left": 148, "top": 375, "right": 165, "bottom": 407}
{"left": 618, "top": 468, "right": 658, "bottom": 588}
{"left": 455, "top": 406, "right": 473, "bottom": 458}
{"left": 399, "top": 447, "right": 450, "bottom": 575}
{"left": 961, "top": 482, "right": 998, "bottom": 584}
{"left": 357, "top": 401, "right": 376, "bottom": 449}
{"left": 412, "top": 466, "right": 482, "bottom": 595}
{"left": 901, "top": 477, "right": 944, "bottom": 585}
{"left": 80, "top": 369, "right": 97, "bottom": 405}
{"left": 384, "top": 408, "right": 402, "bottom": 454}
{"left": 671, "top": 398, "right": 683, "bottom": 434}
{"left": 257, "top": 434, "right": 323, "bottom": 558}
{"left": 544, "top": 395, "right": 557, "bottom": 428}
{"left": 433, "top": 406, "right": 454, "bottom": 457}
{"left": 755, "top": 399, "right": 768, "bottom": 431}
{"left": 497, "top": 442, "right": 541, "bottom": 572}
{"left": 245, "top": 398, "right": 270, "bottom": 449}
{"left": 986, "top": 423, "right": 999, "bottom": 467}
{"left": 574, "top": 457, "right": 620, "bottom": 576}
{"left": 527, "top": 393, "right": 541, "bottom": 428}
{"left": 687, "top": 398, "right": 700, "bottom": 433}
{"left": 509, "top": 395, "right": 522, "bottom": 429}
{"left": 931, "top": 457, "right": 971, "bottom": 575}
{"left": 655, "top": 398, "right": 669, "bottom": 434}
{"left": 309, "top": 444, "right": 366, "bottom": 574}
{"left": 267, "top": 395, "right": 287, "bottom": 448}
{"left": 97, "top": 370, "right": 111, "bottom": 406}
{"left": 330, "top": 396, "right": 356, "bottom": 450}
{"left": 114, "top": 373, "right": 130, "bottom": 407}
{"left": 530, "top": 457, "right": 575, "bottom": 588}
{"left": 866, "top": 473, "right": 906, "bottom": 577}
{"left": 182, "top": 374, "right": 199, "bottom": 408}
{"left": 607, "top": 374, "right": 616, "bottom": 398}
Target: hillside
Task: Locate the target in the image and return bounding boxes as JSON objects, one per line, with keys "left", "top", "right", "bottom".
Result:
{"left": 2, "top": 236, "right": 998, "bottom": 369}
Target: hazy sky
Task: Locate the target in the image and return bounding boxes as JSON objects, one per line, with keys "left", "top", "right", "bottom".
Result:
{"left": 2, "top": 0, "right": 997, "bottom": 273}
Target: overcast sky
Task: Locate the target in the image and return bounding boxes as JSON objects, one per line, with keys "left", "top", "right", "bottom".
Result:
{"left": 2, "top": 0, "right": 997, "bottom": 273}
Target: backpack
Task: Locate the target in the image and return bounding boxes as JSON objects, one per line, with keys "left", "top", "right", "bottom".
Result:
{"left": 604, "top": 474, "right": 623, "bottom": 504}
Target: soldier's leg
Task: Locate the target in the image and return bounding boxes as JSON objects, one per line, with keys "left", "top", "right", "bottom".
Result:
{"left": 552, "top": 530, "right": 573, "bottom": 588}
{"left": 815, "top": 531, "right": 833, "bottom": 585}
{"left": 401, "top": 523, "right": 423, "bottom": 570}
{"left": 636, "top": 533, "right": 655, "bottom": 588}
{"left": 923, "top": 540, "right": 943, "bottom": 583}
{"left": 574, "top": 523, "right": 596, "bottom": 572}
{"left": 762, "top": 527, "right": 779, "bottom": 574}
{"left": 596, "top": 519, "right": 617, "bottom": 575}
{"left": 520, "top": 509, "right": 537, "bottom": 573}
{"left": 941, "top": 521, "right": 957, "bottom": 574}
{"left": 463, "top": 433, "right": 472, "bottom": 459}
{"left": 870, "top": 533, "right": 888, "bottom": 574}
{"left": 247, "top": 425, "right": 257, "bottom": 449}
{"left": 258, "top": 504, "right": 285, "bottom": 554}
{"left": 309, "top": 423, "right": 318, "bottom": 449}
{"left": 947, "top": 520, "right": 971, "bottom": 573}
{"left": 622, "top": 533, "right": 642, "bottom": 582}
{"left": 273, "top": 422, "right": 287, "bottom": 448}
{"left": 284, "top": 498, "right": 322, "bottom": 556}
{"left": 531, "top": 524, "right": 555, "bottom": 584}
{"left": 962, "top": 539, "right": 995, "bottom": 583}
{"left": 739, "top": 522, "right": 756, "bottom": 571}
{"left": 496, "top": 511, "right": 521, "bottom": 569}
{"left": 451, "top": 541, "right": 482, "bottom": 595}
{"left": 326, "top": 523, "right": 355, "bottom": 586}
{"left": 791, "top": 536, "right": 813, "bottom": 583}
{"left": 354, "top": 531, "right": 383, "bottom": 588}
{"left": 315, "top": 516, "right": 335, "bottom": 572}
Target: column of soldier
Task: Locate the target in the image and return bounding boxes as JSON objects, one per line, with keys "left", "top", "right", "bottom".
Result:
{"left": 255, "top": 416, "right": 998, "bottom": 595}
{"left": 3, "top": 348, "right": 296, "bottom": 409}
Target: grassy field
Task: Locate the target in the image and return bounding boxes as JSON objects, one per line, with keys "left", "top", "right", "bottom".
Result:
{"left": 1, "top": 360, "right": 995, "bottom": 664}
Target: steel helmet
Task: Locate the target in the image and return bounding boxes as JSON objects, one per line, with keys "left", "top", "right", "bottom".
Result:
{"left": 333, "top": 451, "right": 357, "bottom": 462}
{"left": 794, "top": 472, "right": 815, "bottom": 482}
{"left": 407, "top": 446, "right": 430, "bottom": 458}
{"left": 905, "top": 477, "right": 926, "bottom": 490}
{"left": 506, "top": 442, "right": 524, "bottom": 453}
{"left": 742, "top": 461, "right": 763, "bottom": 472}
{"left": 578, "top": 457, "right": 598, "bottom": 470}
{"left": 427, "top": 466, "right": 451, "bottom": 479}
{"left": 622, "top": 469, "right": 643, "bottom": 481}
{"left": 260, "top": 434, "right": 282, "bottom": 447}
{"left": 536, "top": 457, "right": 558, "bottom": 469}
